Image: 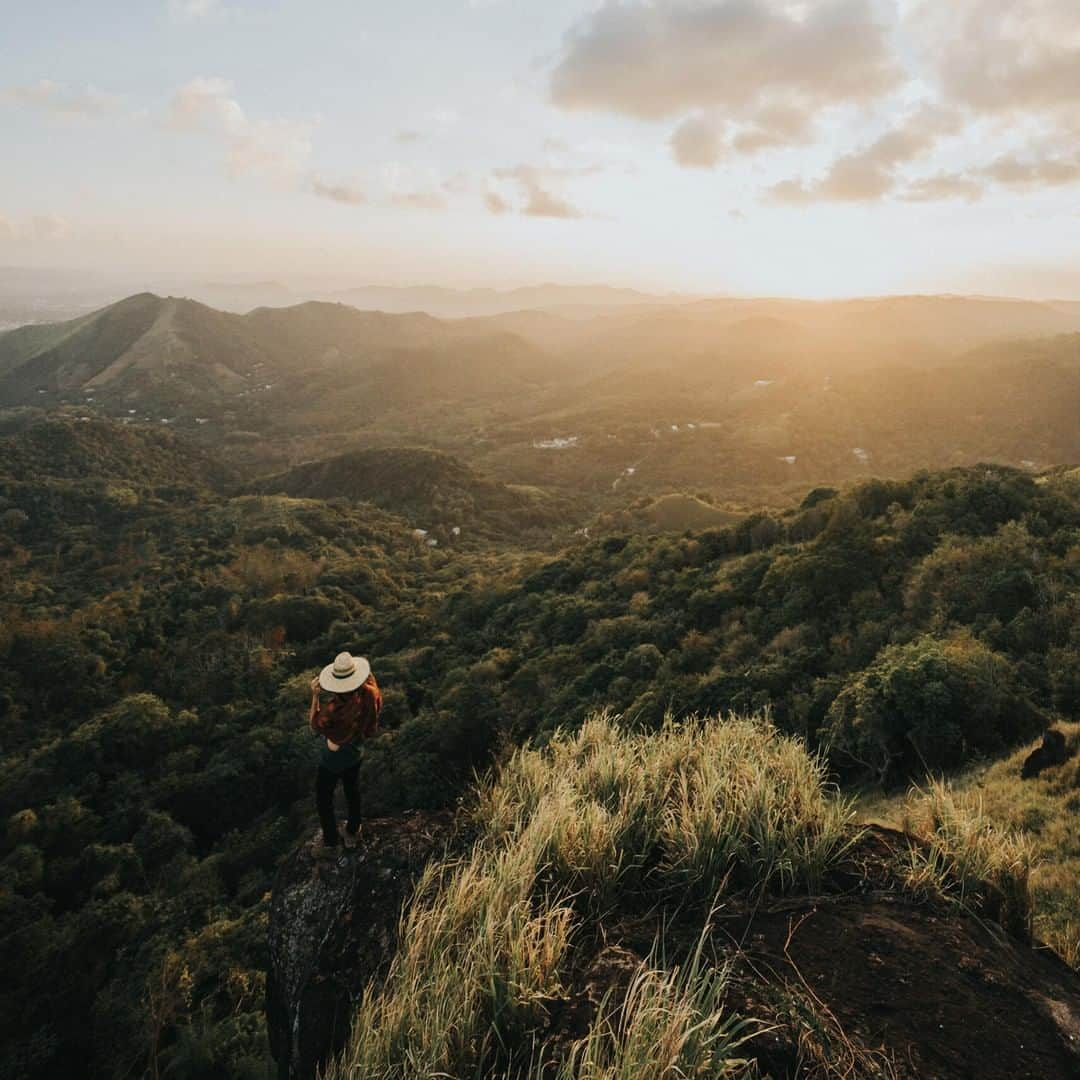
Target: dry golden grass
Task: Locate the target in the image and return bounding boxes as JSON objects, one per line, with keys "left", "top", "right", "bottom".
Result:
{"left": 327, "top": 711, "right": 855, "bottom": 1079}
{"left": 857, "top": 722, "right": 1080, "bottom": 964}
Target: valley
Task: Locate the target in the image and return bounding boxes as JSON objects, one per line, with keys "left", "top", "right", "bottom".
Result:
{"left": 0, "top": 289, "right": 1077, "bottom": 1079}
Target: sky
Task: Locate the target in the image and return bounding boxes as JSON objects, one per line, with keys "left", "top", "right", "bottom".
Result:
{"left": 2, "top": 0, "right": 1080, "bottom": 298}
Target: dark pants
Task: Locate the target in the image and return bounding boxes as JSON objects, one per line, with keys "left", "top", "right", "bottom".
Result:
{"left": 316, "top": 764, "right": 361, "bottom": 845}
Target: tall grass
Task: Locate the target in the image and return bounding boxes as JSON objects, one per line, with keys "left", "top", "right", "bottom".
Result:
{"left": 478, "top": 710, "right": 856, "bottom": 908}
{"left": 901, "top": 779, "right": 1035, "bottom": 937}
{"left": 327, "top": 710, "right": 855, "bottom": 1079}
{"left": 546, "top": 932, "right": 759, "bottom": 1080}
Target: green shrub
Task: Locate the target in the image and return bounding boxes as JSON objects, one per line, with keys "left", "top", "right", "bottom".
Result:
{"left": 823, "top": 634, "right": 1044, "bottom": 781}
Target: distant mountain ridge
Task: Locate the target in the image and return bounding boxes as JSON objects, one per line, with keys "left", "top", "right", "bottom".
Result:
{"left": 0, "top": 293, "right": 550, "bottom": 411}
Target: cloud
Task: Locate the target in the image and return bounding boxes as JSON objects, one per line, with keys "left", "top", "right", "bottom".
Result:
{"left": 441, "top": 172, "right": 474, "bottom": 196}
{"left": 492, "top": 164, "right": 592, "bottom": 219}
{"left": 167, "top": 76, "right": 244, "bottom": 132}
{"left": 395, "top": 129, "right": 422, "bottom": 144}
{"left": 169, "top": 0, "right": 223, "bottom": 20}
{"left": 982, "top": 153, "right": 1080, "bottom": 188}
{"left": 667, "top": 100, "right": 816, "bottom": 167}
{"left": 731, "top": 102, "right": 816, "bottom": 153}
{"left": 544, "top": 0, "right": 1080, "bottom": 201}
{"left": 899, "top": 173, "right": 984, "bottom": 203}
{"left": 388, "top": 191, "right": 447, "bottom": 210}
{"left": 550, "top": 0, "right": 902, "bottom": 121}
{"left": 1, "top": 79, "right": 124, "bottom": 118}
{"left": 311, "top": 177, "right": 367, "bottom": 205}
{"left": 910, "top": 0, "right": 1080, "bottom": 118}
{"left": 484, "top": 191, "right": 511, "bottom": 214}
{"left": 522, "top": 187, "right": 583, "bottom": 219}
{"left": 166, "top": 77, "right": 312, "bottom": 184}
{"left": 768, "top": 105, "right": 962, "bottom": 203}
{"left": 669, "top": 115, "right": 726, "bottom": 169}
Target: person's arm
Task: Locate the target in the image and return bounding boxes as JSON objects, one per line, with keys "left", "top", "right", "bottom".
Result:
{"left": 360, "top": 674, "right": 382, "bottom": 737}
{"left": 309, "top": 677, "right": 321, "bottom": 734}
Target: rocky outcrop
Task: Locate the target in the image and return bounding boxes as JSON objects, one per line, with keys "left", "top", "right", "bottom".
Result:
{"left": 265, "top": 812, "right": 454, "bottom": 1080}
{"left": 726, "top": 892, "right": 1080, "bottom": 1078}
{"left": 267, "top": 818, "right": 1080, "bottom": 1080}
{"left": 1022, "top": 728, "right": 1072, "bottom": 778}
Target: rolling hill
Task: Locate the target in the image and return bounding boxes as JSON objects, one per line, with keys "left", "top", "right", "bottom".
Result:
{"left": 0, "top": 414, "right": 233, "bottom": 492}
{"left": 246, "top": 446, "right": 565, "bottom": 540}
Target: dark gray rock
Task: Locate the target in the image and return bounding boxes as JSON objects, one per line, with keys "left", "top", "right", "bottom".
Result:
{"left": 1021, "top": 728, "right": 1072, "bottom": 779}
{"left": 265, "top": 813, "right": 454, "bottom": 1080}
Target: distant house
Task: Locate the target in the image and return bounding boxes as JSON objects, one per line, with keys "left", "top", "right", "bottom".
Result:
{"left": 779, "top": 456, "right": 797, "bottom": 465}
{"left": 426, "top": 538, "right": 438, "bottom": 548}
{"left": 451, "top": 526, "right": 461, "bottom": 536}
{"left": 852, "top": 447, "right": 870, "bottom": 464}
{"left": 533, "top": 436, "right": 579, "bottom": 450}
{"left": 754, "top": 379, "right": 773, "bottom": 388}
{"left": 412, "top": 528, "right": 429, "bottom": 540}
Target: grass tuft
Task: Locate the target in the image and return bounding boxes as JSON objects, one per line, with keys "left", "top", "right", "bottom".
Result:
{"left": 326, "top": 711, "right": 858, "bottom": 1078}
{"left": 900, "top": 779, "right": 1035, "bottom": 938}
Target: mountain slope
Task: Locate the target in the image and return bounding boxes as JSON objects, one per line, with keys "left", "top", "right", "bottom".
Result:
{"left": 0, "top": 414, "right": 233, "bottom": 491}
{"left": 0, "top": 294, "right": 552, "bottom": 415}
{"left": 247, "top": 446, "right": 563, "bottom": 539}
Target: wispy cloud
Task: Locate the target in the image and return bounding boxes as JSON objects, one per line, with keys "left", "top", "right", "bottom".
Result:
{"left": 166, "top": 76, "right": 313, "bottom": 184}
{"left": 490, "top": 164, "right": 591, "bottom": 218}
{"left": 311, "top": 177, "right": 367, "bottom": 205}
{"left": 1, "top": 79, "right": 125, "bottom": 118}
{"left": 769, "top": 106, "right": 962, "bottom": 204}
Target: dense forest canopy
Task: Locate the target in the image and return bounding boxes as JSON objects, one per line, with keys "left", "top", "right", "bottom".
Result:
{"left": 0, "top": 291, "right": 1078, "bottom": 1077}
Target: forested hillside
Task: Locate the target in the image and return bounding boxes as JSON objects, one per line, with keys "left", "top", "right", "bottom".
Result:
{"left": 0, "top": 410, "right": 1076, "bottom": 1076}
{"left": 245, "top": 446, "right": 565, "bottom": 544}
{"left": 3, "top": 295, "right": 1078, "bottom": 506}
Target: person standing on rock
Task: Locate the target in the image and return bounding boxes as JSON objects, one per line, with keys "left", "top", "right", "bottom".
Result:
{"left": 309, "top": 651, "right": 382, "bottom": 854}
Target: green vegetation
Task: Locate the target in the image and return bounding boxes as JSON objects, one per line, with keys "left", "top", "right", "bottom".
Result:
{"left": 329, "top": 711, "right": 847, "bottom": 1079}
{"left": 859, "top": 722, "right": 1080, "bottom": 966}
{"left": 329, "top": 711, "right": 1048, "bottom": 1079}
{"left": 247, "top": 446, "right": 566, "bottom": 544}
{"left": 0, "top": 409, "right": 1076, "bottom": 1077}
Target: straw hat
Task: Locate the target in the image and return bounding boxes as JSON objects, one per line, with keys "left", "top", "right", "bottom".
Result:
{"left": 319, "top": 651, "right": 371, "bottom": 693}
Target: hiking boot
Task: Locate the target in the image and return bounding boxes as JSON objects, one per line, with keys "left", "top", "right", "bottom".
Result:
{"left": 342, "top": 824, "right": 361, "bottom": 849}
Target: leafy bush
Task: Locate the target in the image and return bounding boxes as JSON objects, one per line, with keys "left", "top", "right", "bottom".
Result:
{"left": 823, "top": 635, "right": 1044, "bottom": 781}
